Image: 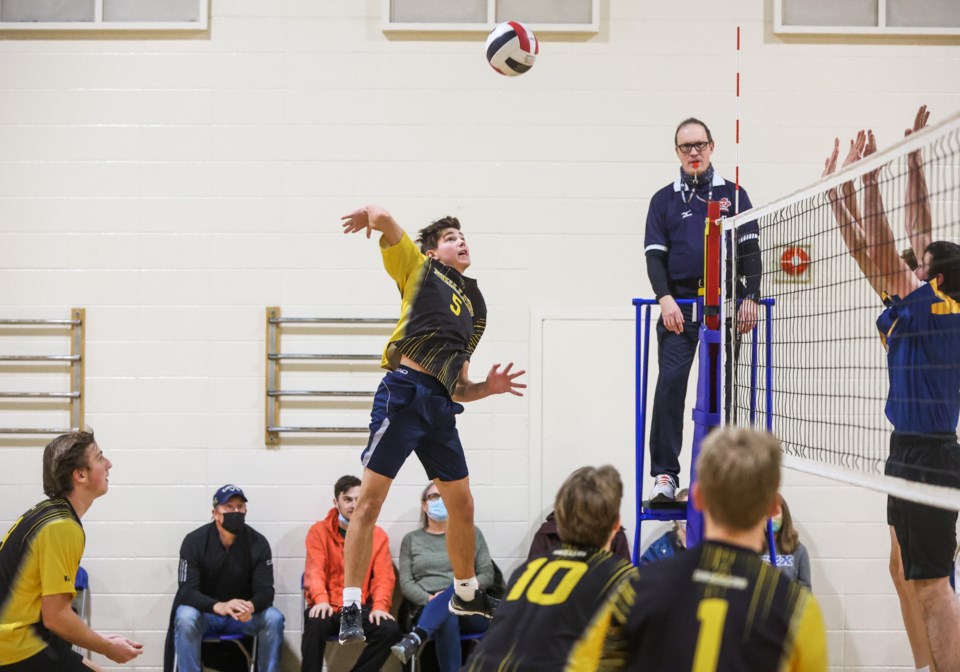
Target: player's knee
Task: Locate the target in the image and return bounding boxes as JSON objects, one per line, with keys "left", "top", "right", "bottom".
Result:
{"left": 353, "top": 495, "right": 384, "bottom": 522}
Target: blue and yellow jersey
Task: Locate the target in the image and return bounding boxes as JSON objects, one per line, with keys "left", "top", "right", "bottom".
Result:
{"left": 463, "top": 545, "right": 637, "bottom": 672}
{"left": 877, "top": 279, "right": 960, "bottom": 435}
{"left": 380, "top": 232, "right": 486, "bottom": 396}
{"left": 586, "top": 541, "right": 827, "bottom": 672}
{"left": 0, "top": 499, "right": 85, "bottom": 664}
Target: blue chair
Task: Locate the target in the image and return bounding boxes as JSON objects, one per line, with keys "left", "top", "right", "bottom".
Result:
{"left": 173, "top": 631, "right": 258, "bottom": 672}
{"left": 72, "top": 567, "right": 91, "bottom": 659}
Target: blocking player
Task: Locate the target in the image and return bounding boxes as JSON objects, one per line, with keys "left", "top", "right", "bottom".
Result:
{"left": 456, "top": 465, "right": 636, "bottom": 671}
{"left": 824, "top": 106, "right": 960, "bottom": 672}
{"left": 337, "top": 205, "right": 526, "bottom": 645}
{"left": 0, "top": 431, "right": 143, "bottom": 671}
{"left": 588, "top": 428, "right": 827, "bottom": 671}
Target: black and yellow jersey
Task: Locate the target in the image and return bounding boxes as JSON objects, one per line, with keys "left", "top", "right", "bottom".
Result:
{"left": 463, "top": 544, "right": 637, "bottom": 672}
{"left": 381, "top": 232, "right": 486, "bottom": 396}
{"left": 0, "top": 499, "right": 85, "bottom": 664}
{"left": 587, "top": 540, "right": 827, "bottom": 672}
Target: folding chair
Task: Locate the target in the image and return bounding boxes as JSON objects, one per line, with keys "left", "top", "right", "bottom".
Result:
{"left": 173, "top": 631, "right": 258, "bottom": 672}
{"left": 72, "top": 566, "right": 91, "bottom": 659}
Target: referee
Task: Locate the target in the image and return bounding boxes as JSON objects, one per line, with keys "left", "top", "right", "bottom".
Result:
{"left": 645, "top": 118, "right": 762, "bottom": 502}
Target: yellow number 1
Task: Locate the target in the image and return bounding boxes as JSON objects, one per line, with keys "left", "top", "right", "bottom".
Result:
{"left": 692, "top": 598, "right": 728, "bottom": 672}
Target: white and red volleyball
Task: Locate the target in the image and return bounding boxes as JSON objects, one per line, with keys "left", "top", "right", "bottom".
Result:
{"left": 485, "top": 21, "right": 538, "bottom": 77}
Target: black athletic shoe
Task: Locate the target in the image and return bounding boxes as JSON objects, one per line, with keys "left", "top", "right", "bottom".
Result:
{"left": 390, "top": 632, "right": 422, "bottom": 664}
{"left": 338, "top": 603, "right": 366, "bottom": 645}
{"left": 448, "top": 588, "right": 501, "bottom": 618}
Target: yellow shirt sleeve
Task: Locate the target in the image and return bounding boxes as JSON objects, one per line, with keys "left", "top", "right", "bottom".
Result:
{"left": 34, "top": 518, "right": 84, "bottom": 599}
{"left": 380, "top": 231, "right": 425, "bottom": 293}
{"left": 786, "top": 593, "right": 828, "bottom": 672}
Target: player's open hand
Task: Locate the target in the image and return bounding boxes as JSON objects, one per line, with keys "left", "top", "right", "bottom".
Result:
{"left": 861, "top": 130, "right": 881, "bottom": 183}
{"left": 905, "top": 104, "right": 929, "bottom": 170}
{"left": 822, "top": 138, "right": 839, "bottom": 179}
{"left": 485, "top": 363, "right": 526, "bottom": 397}
{"left": 341, "top": 205, "right": 393, "bottom": 238}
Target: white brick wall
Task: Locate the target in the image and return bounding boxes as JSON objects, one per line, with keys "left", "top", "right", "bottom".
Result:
{"left": 1, "top": 0, "right": 958, "bottom": 670}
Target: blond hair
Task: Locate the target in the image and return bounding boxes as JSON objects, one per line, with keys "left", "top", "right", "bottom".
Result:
{"left": 696, "top": 428, "right": 781, "bottom": 531}
{"left": 554, "top": 465, "right": 623, "bottom": 548}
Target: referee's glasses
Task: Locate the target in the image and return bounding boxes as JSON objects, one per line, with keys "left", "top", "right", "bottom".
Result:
{"left": 676, "top": 141, "right": 712, "bottom": 154}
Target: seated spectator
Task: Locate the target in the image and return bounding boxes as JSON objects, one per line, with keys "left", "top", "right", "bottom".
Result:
{"left": 462, "top": 465, "right": 637, "bottom": 671}
{"left": 760, "top": 493, "right": 812, "bottom": 589}
{"left": 164, "top": 485, "right": 285, "bottom": 672}
{"left": 639, "top": 488, "right": 689, "bottom": 565}
{"left": 391, "top": 483, "right": 493, "bottom": 671}
{"left": 301, "top": 475, "right": 400, "bottom": 672}
{"left": 528, "top": 508, "right": 631, "bottom": 562}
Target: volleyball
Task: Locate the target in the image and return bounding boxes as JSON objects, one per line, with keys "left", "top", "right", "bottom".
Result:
{"left": 485, "top": 21, "right": 538, "bottom": 77}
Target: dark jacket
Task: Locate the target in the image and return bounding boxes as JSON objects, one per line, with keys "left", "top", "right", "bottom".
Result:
{"left": 162, "top": 522, "right": 275, "bottom": 672}
{"left": 639, "top": 529, "right": 685, "bottom": 566}
{"left": 527, "top": 512, "right": 631, "bottom": 563}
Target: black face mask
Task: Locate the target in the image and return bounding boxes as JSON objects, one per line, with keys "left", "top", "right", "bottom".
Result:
{"left": 221, "top": 511, "right": 246, "bottom": 534}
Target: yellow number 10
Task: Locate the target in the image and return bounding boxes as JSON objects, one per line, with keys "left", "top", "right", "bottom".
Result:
{"left": 506, "top": 557, "right": 588, "bottom": 606}
{"left": 692, "top": 598, "right": 729, "bottom": 672}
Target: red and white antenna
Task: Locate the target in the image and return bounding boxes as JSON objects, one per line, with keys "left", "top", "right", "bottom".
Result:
{"left": 735, "top": 25, "right": 741, "bottom": 214}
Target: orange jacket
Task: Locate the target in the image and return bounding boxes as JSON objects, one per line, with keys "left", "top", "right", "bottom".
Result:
{"left": 303, "top": 508, "right": 395, "bottom": 612}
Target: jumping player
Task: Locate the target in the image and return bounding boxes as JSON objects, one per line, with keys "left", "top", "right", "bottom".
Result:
{"left": 337, "top": 205, "right": 526, "bottom": 645}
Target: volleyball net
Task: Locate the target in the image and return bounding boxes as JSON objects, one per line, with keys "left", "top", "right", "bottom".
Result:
{"left": 724, "top": 109, "right": 960, "bottom": 510}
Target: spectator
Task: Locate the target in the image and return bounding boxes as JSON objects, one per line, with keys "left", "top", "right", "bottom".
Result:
{"left": 301, "top": 475, "right": 400, "bottom": 672}
{"left": 391, "top": 483, "right": 493, "bottom": 670}
{"left": 163, "top": 485, "right": 284, "bottom": 672}
{"left": 528, "top": 510, "right": 630, "bottom": 562}
{"left": 760, "top": 494, "right": 812, "bottom": 589}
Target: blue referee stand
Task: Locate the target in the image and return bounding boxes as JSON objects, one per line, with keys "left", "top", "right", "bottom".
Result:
{"left": 631, "top": 202, "right": 778, "bottom": 565}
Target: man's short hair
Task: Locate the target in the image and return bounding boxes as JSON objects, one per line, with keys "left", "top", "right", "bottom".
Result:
{"left": 696, "top": 428, "right": 781, "bottom": 531}
{"left": 926, "top": 240, "right": 960, "bottom": 300}
{"left": 334, "top": 475, "right": 361, "bottom": 499}
{"left": 416, "top": 216, "right": 461, "bottom": 253}
{"left": 674, "top": 117, "right": 714, "bottom": 146}
{"left": 43, "top": 430, "right": 96, "bottom": 499}
{"left": 554, "top": 465, "right": 623, "bottom": 548}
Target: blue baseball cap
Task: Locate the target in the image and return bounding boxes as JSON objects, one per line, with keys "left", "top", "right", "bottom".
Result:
{"left": 213, "top": 484, "right": 248, "bottom": 507}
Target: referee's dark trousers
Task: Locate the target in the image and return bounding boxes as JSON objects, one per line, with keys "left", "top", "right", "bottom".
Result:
{"left": 649, "top": 301, "right": 699, "bottom": 481}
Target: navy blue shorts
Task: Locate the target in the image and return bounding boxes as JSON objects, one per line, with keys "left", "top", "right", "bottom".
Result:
{"left": 885, "top": 432, "right": 960, "bottom": 580}
{"left": 361, "top": 367, "right": 468, "bottom": 482}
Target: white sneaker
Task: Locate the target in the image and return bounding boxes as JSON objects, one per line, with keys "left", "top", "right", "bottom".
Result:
{"left": 651, "top": 474, "right": 677, "bottom": 502}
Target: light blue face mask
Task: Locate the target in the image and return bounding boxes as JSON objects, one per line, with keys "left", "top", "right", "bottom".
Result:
{"left": 338, "top": 512, "right": 349, "bottom": 527}
{"left": 427, "top": 498, "right": 448, "bottom": 522}
{"left": 771, "top": 516, "right": 783, "bottom": 533}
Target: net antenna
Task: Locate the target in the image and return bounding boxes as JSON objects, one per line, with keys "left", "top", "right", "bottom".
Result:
{"left": 724, "top": 109, "right": 960, "bottom": 511}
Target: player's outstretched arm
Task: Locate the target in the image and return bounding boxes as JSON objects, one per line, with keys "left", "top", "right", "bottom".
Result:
{"left": 341, "top": 205, "right": 404, "bottom": 246}
{"left": 858, "top": 130, "right": 919, "bottom": 298}
{"left": 904, "top": 104, "right": 932, "bottom": 262}
{"left": 41, "top": 593, "right": 144, "bottom": 664}
{"left": 823, "top": 138, "right": 883, "bottom": 297}
{"left": 452, "top": 361, "right": 526, "bottom": 403}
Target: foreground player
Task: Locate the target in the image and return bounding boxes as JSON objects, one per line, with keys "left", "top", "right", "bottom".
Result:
{"left": 589, "top": 428, "right": 827, "bottom": 671}
{"left": 456, "top": 465, "right": 636, "bottom": 671}
{"left": 338, "top": 206, "right": 526, "bottom": 644}
{"left": 0, "top": 431, "right": 143, "bottom": 671}
{"left": 824, "top": 107, "right": 960, "bottom": 672}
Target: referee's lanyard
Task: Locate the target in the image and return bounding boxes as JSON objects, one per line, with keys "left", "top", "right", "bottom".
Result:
{"left": 681, "top": 184, "right": 712, "bottom": 205}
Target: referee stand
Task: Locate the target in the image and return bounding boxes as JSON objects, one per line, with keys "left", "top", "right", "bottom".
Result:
{"left": 633, "top": 201, "right": 778, "bottom": 565}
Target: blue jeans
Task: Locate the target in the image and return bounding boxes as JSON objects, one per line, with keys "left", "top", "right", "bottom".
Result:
{"left": 415, "top": 586, "right": 488, "bottom": 672}
{"left": 173, "top": 604, "right": 285, "bottom": 672}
